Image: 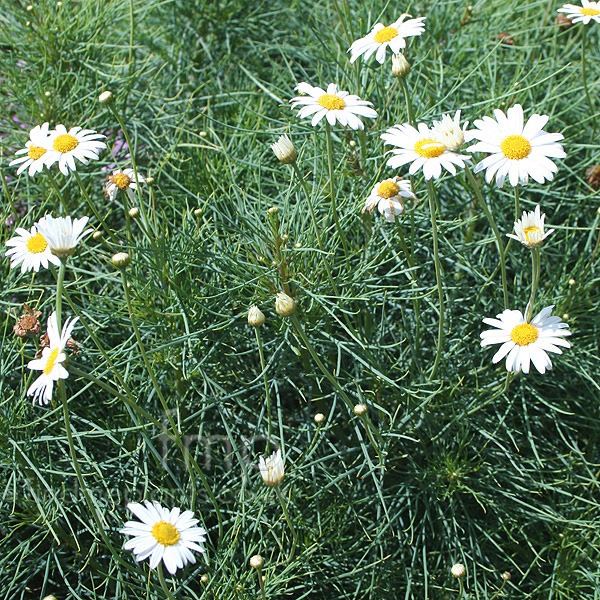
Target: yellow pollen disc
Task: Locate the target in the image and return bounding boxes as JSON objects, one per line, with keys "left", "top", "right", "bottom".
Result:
{"left": 377, "top": 181, "right": 400, "bottom": 199}
{"left": 523, "top": 226, "right": 540, "bottom": 243}
{"left": 43, "top": 348, "right": 60, "bottom": 375}
{"left": 26, "top": 232, "right": 48, "bottom": 254}
{"left": 112, "top": 173, "right": 132, "bottom": 190}
{"left": 500, "top": 135, "right": 531, "bottom": 160}
{"left": 414, "top": 138, "right": 445, "bottom": 158}
{"left": 53, "top": 134, "right": 79, "bottom": 153}
{"left": 151, "top": 521, "right": 180, "bottom": 546}
{"left": 374, "top": 26, "right": 399, "bottom": 44}
{"left": 318, "top": 94, "right": 346, "bottom": 111}
{"left": 581, "top": 7, "right": 600, "bottom": 15}
{"left": 27, "top": 146, "right": 47, "bottom": 160}
{"left": 510, "top": 323, "right": 539, "bottom": 346}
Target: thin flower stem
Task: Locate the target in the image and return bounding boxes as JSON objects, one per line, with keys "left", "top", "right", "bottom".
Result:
{"left": 426, "top": 179, "right": 444, "bottom": 379}
{"left": 157, "top": 564, "right": 177, "bottom": 600}
{"left": 274, "top": 485, "right": 297, "bottom": 561}
{"left": 581, "top": 26, "right": 595, "bottom": 135}
{"left": 324, "top": 122, "right": 350, "bottom": 257}
{"left": 400, "top": 78, "right": 415, "bottom": 126}
{"left": 73, "top": 171, "right": 117, "bottom": 244}
{"left": 255, "top": 327, "right": 272, "bottom": 454}
{"left": 1, "top": 166, "right": 19, "bottom": 223}
{"left": 489, "top": 579, "right": 508, "bottom": 600}
{"left": 514, "top": 185, "right": 520, "bottom": 225}
{"left": 465, "top": 167, "right": 509, "bottom": 308}
{"left": 256, "top": 565, "right": 266, "bottom": 598}
{"left": 458, "top": 577, "right": 464, "bottom": 599}
{"left": 526, "top": 247, "right": 540, "bottom": 322}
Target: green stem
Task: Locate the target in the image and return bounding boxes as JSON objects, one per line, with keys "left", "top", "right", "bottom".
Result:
{"left": 256, "top": 566, "right": 266, "bottom": 598}
{"left": 73, "top": 172, "right": 116, "bottom": 243}
{"left": 581, "top": 26, "right": 595, "bottom": 134}
{"left": 514, "top": 185, "right": 520, "bottom": 225}
{"left": 489, "top": 579, "right": 507, "bottom": 600}
{"left": 274, "top": 486, "right": 297, "bottom": 561}
{"left": 400, "top": 78, "right": 415, "bottom": 126}
{"left": 526, "top": 247, "right": 540, "bottom": 322}
{"left": 157, "top": 564, "right": 177, "bottom": 600}
{"left": 426, "top": 180, "right": 444, "bottom": 379}
{"left": 465, "top": 167, "right": 509, "bottom": 308}
{"left": 1, "top": 166, "right": 19, "bottom": 224}
{"left": 255, "top": 327, "right": 272, "bottom": 454}
{"left": 458, "top": 577, "right": 464, "bottom": 599}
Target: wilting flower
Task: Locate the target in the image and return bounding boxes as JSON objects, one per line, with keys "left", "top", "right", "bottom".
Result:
{"left": 5, "top": 224, "right": 61, "bottom": 272}
{"left": 104, "top": 168, "right": 144, "bottom": 202}
{"left": 27, "top": 311, "right": 79, "bottom": 404}
{"left": 259, "top": 449, "right": 285, "bottom": 486}
{"left": 271, "top": 134, "right": 297, "bottom": 164}
{"left": 480, "top": 305, "right": 571, "bottom": 374}
{"left": 9, "top": 123, "right": 52, "bottom": 176}
{"left": 467, "top": 104, "right": 566, "bottom": 187}
{"left": 507, "top": 205, "right": 554, "bottom": 248}
{"left": 557, "top": 1, "right": 600, "bottom": 24}
{"left": 290, "top": 83, "right": 377, "bottom": 130}
{"left": 13, "top": 304, "right": 42, "bottom": 338}
{"left": 120, "top": 501, "right": 207, "bottom": 575}
{"left": 44, "top": 125, "right": 106, "bottom": 175}
{"left": 382, "top": 122, "right": 470, "bottom": 179}
{"left": 36, "top": 215, "right": 93, "bottom": 259}
{"left": 362, "top": 176, "right": 416, "bottom": 222}
{"left": 431, "top": 110, "right": 469, "bottom": 151}
{"left": 348, "top": 14, "right": 426, "bottom": 64}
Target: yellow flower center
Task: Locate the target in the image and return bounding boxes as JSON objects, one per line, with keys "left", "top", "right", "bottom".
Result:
{"left": 510, "top": 323, "right": 539, "bottom": 346}
{"left": 581, "top": 7, "right": 600, "bottom": 15}
{"left": 377, "top": 181, "right": 400, "bottom": 199}
{"left": 374, "top": 26, "right": 399, "bottom": 44}
{"left": 53, "top": 134, "right": 79, "bottom": 153}
{"left": 43, "top": 348, "right": 60, "bottom": 375}
{"left": 500, "top": 135, "right": 531, "bottom": 160}
{"left": 318, "top": 94, "right": 346, "bottom": 111}
{"left": 112, "top": 173, "right": 132, "bottom": 190}
{"left": 523, "top": 226, "right": 540, "bottom": 243}
{"left": 151, "top": 521, "right": 180, "bottom": 546}
{"left": 27, "top": 146, "right": 47, "bottom": 160}
{"left": 26, "top": 232, "right": 48, "bottom": 254}
{"left": 414, "top": 138, "right": 445, "bottom": 158}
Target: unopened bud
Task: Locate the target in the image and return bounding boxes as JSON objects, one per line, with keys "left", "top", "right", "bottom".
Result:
{"left": 26, "top": 4, "right": 33, "bottom": 10}
{"left": 42, "top": 597, "right": 57, "bottom": 600}
{"left": 92, "top": 230, "right": 103, "bottom": 241}
{"left": 111, "top": 252, "right": 130, "bottom": 269}
{"left": 349, "top": 140, "right": 357, "bottom": 148}
{"left": 128, "top": 206, "right": 139, "bottom": 218}
{"left": 502, "top": 572, "right": 511, "bottom": 581}
{"left": 44, "top": 90, "right": 51, "bottom": 97}
{"left": 295, "top": 242, "right": 302, "bottom": 248}
{"left": 267, "top": 206, "right": 278, "bottom": 216}
{"left": 568, "top": 278, "right": 576, "bottom": 286}
{"left": 271, "top": 134, "right": 297, "bottom": 164}
{"left": 451, "top": 563, "right": 466, "bottom": 579}
{"left": 275, "top": 292, "right": 296, "bottom": 317}
{"left": 353, "top": 403, "right": 367, "bottom": 416}
{"left": 248, "top": 305, "right": 265, "bottom": 327}
{"left": 199, "top": 130, "right": 207, "bottom": 137}
{"left": 250, "top": 554, "right": 264, "bottom": 569}
{"left": 98, "top": 90, "right": 113, "bottom": 105}
{"left": 314, "top": 412, "right": 325, "bottom": 424}
{"left": 392, "top": 53, "right": 410, "bottom": 78}
{"left": 145, "top": 176, "right": 154, "bottom": 185}
{"left": 200, "top": 574, "right": 209, "bottom": 584}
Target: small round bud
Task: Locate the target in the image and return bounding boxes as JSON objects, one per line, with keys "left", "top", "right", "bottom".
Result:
{"left": 199, "top": 130, "right": 207, "bottom": 137}
{"left": 248, "top": 305, "right": 265, "bottom": 327}
{"left": 314, "top": 412, "right": 325, "bottom": 424}
{"left": 145, "top": 175, "right": 154, "bottom": 185}
{"left": 451, "top": 564, "right": 466, "bottom": 579}
{"left": 281, "top": 234, "right": 288, "bottom": 242}
{"left": 262, "top": 575, "right": 266, "bottom": 582}
{"left": 111, "top": 252, "right": 130, "bottom": 269}
{"left": 26, "top": 5, "right": 33, "bottom": 11}
{"left": 200, "top": 574, "right": 209, "bottom": 584}
{"left": 43, "top": 597, "right": 58, "bottom": 600}
{"left": 349, "top": 140, "right": 357, "bottom": 148}
{"left": 25, "top": 21, "right": 31, "bottom": 26}
{"left": 353, "top": 403, "right": 367, "bottom": 416}
{"left": 193, "top": 207, "right": 203, "bottom": 216}
{"left": 92, "top": 230, "right": 103, "bottom": 241}
{"left": 128, "top": 206, "right": 140, "bottom": 218}
{"left": 502, "top": 572, "right": 511, "bottom": 581}
{"left": 392, "top": 53, "right": 410, "bottom": 78}
{"left": 267, "top": 206, "right": 278, "bottom": 215}
{"left": 98, "top": 90, "right": 113, "bottom": 105}
{"left": 275, "top": 292, "right": 296, "bottom": 317}
{"left": 597, "top": 206, "right": 600, "bottom": 216}
{"left": 271, "top": 134, "right": 297, "bottom": 164}
{"left": 295, "top": 242, "right": 302, "bottom": 248}
{"left": 56, "top": 1, "right": 62, "bottom": 5}
{"left": 568, "top": 278, "right": 576, "bottom": 286}
{"left": 44, "top": 90, "right": 51, "bottom": 97}
{"left": 40, "top": 112, "right": 45, "bottom": 118}
{"left": 250, "top": 554, "right": 264, "bottom": 570}
{"left": 562, "top": 313, "right": 569, "bottom": 320}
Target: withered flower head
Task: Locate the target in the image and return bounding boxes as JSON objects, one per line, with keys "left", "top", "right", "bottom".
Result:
{"left": 14, "top": 304, "right": 42, "bottom": 338}
{"left": 586, "top": 165, "right": 600, "bottom": 190}
{"left": 497, "top": 32, "right": 514, "bottom": 45}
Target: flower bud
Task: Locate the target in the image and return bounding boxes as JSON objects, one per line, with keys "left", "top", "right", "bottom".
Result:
{"left": 451, "top": 563, "right": 466, "bottom": 579}
{"left": 275, "top": 292, "right": 296, "bottom": 317}
{"left": 193, "top": 207, "right": 203, "bottom": 216}
{"left": 250, "top": 555, "right": 264, "bottom": 570}
{"left": 267, "top": 206, "right": 278, "bottom": 216}
{"left": 200, "top": 574, "right": 209, "bottom": 584}
{"left": 44, "top": 91, "right": 51, "bottom": 97}
{"left": 98, "top": 91, "right": 113, "bottom": 105}
{"left": 92, "top": 230, "right": 103, "bottom": 241}
{"left": 145, "top": 176, "right": 155, "bottom": 185}
{"left": 392, "top": 53, "right": 410, "bottom": 78}
{"left": 43, "top": 597, "right": 57, "bottom": 600}
{"left": 111, "top": 252, "right": 130, "bottom": 269}
{"left": 128, "top": 206, "right": 139, "bottom": 218}
{"left": 568, "top": 278, "right": 576, "bottom": 286}
{"left": 271, "top": 134, "right": 297, "bottom": 164}
{"left": 502, "top": 571, "right": 511, "bottom": 581}
{"left": 248, "top": 305, "right": 265, "bottom": 327}
{"left": 353, "top": 403, "right": 367, "bottom": 416}
{"left": 259, "top": 449, "right": 284, "bottom": 487}
{"left": 314, "top": 412, "right": 325, "bottom": 424}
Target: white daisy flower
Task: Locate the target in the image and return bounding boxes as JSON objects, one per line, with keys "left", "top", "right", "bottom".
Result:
{"left": 348, "top": 14, "right": 426, "bottom": 64}
{"left": 467, "top": 104, "right": 566, "bottom": 188}
{"left": 259, "top": 449, "right": 285, "bottom": 487}
{"left": 104, "top": 168, "right": 145, "bottom": 202}
{"left": 506, "top": 205, "right": 555, "bottom": 248}
{"left": 120, "top": 500, "right": 207, "bottom": 575}
{"left": 362, "top": 176, "right": 416, "bottom": 222}
{"left": 557, "top": 1, "right": 600, "bottom": 24}
{"left": 4, "top": 224, "right": 61, "bottom": 273}
{"left": 382, "top": 122, "right": 471, "bottom": 180}
{"left": 36, "top": 215, "right": 93, "bottom": 259}
{"left": 8, "top": 122, "right": 53, "bottom": 177}
{"left": 480, "top": 305, "right": 571, "bottom": 374}
{"left": 290, "top": 83, "right": 377, "bottom": 130}
{"left": 431, "top": 110, "right": 469, "bottom": 151}
{"left": 44, "top": 125, "right": 106, "bottom": 175}
{"left": 27, "top": 311, "right": 79, "bottom": 405}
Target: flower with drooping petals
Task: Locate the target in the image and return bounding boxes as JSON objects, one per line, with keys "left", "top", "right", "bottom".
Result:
{"left": 36, "top": 215, "right": 93, "bottom": 259}
{"left": 259, "top": 449, "right": 285, "bottom": 486}
{"left": 362, "top": 176, "right": 416, "bottom": 222}
{"left": 506, "top": 205, "right": 554, "bottom": 248}
{"left": 104, "top": 168, "right": 144, "bottom": 202}
{"left": 431, "top": 110, "right": 469, "bottom": 151}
